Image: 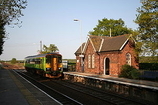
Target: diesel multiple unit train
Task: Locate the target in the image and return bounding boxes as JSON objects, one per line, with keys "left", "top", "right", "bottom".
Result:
{"left": 24, "top": 53, "right": 63, "bottom": 78}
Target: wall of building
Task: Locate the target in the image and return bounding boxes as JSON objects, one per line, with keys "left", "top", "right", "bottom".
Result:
{"left": 83, "top": 41, "right": 100, "bottom": 74}
{"left": 100, "top": 51, "right": 120, "bottom": 76}
{"left": 99, "top": 41, "right": 139, "bottom": 76}
{"left": 75, "top": 40, "right": 139, "bottom": 77}
{"left": 76, "top": 56, "right": 81, "bottom": 72}
{"left": 119, "top": 41, "right": 139, "bottom": 69}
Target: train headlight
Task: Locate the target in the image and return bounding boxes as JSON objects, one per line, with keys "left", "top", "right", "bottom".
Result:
{"left": 58, "top": 68, "right": 63, "bottom": 72}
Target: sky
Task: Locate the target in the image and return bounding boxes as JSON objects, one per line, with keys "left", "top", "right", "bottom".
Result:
{"left": 0, "top": 0, "right": 141, "bottom": 60}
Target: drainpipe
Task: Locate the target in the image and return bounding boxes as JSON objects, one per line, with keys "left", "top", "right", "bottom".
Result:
{"left": 110, "top": 28, "right": 111, "bottom": 37}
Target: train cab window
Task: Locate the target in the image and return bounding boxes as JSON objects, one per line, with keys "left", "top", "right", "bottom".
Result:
{"left": 25, "top": 59, "right": 30, "bottom": 63}
{"left": 58, "top": 56, "right": 62, "bottom": 63}
{"left": 46, "top": 55, "right": 51, "bottom": 63}
{"left": 53, "top": 55, "right": 58, "bottom": 58}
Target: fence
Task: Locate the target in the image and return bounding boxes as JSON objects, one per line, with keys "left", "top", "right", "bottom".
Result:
{"left": 62, "top": 60, "right": 76, "bottom": 72}
{"left": 139, "top": 63, "right": 158, "bottom": 70}
{"left": 140, "top": 71, "right": 158, "bottom": 81}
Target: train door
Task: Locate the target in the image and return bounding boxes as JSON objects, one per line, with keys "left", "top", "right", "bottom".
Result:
{"left": 51, "top": 57, "right": 57, "bottom": 71}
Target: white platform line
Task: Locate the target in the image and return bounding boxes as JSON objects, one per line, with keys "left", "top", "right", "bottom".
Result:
{"left": 13, "top": 70, "right": 63, "bottom": 105}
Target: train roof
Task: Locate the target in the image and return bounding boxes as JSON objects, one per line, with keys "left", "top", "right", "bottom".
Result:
{"left": 25, "top": 52, "right": 62, "bottom": 59}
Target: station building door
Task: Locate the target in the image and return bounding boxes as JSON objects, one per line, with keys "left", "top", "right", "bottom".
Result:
{"left": 104, "top": 58, "right": 110, "bottom": 75}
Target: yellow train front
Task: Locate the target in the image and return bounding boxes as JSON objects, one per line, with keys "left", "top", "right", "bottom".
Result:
{"left": 24, "top": 53, "right": 63, "bottom": 78}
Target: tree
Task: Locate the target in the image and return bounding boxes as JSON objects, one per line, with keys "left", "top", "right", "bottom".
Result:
{"left": 89, "top": 18, "right": 134, "bottom": 36}
{"left": 135, "top": 0, "right": 158, "bottom": 56}
{"left": 0, "top": 19, "right": 6, "bottom": 55}
{"left": 0, "top": 0, "right": 27, "bottom": 55}
{"left": 11, "top": 58, "right": 17, "bottom": 64}
{"left": 40, "top": 44, "right": 59, "bottom": 54}
{"left": 0, "top": 0, "right": 27, "bottom": 25}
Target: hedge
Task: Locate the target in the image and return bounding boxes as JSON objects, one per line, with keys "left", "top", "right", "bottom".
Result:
{"left": 139, "top": 63, "right": 158, "bottom": 70}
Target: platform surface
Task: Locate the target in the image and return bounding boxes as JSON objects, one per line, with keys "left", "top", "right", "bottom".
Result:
{"left": 0, "top": 69, "right": 30, "bottom": 105}
{"left": 0, "top": 69, "right": 60, "bottom": 105}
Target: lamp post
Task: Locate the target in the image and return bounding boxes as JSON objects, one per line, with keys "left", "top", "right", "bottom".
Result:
{"left": 74, "top": 19, "right": 84, "bottom": 72}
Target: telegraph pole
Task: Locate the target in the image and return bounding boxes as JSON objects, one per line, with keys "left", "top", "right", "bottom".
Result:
{"left": 40, "top": 41, "right": 42, "bottom": 53}
{"left": 74, "top": 19, "right": 84, "bottom": 72}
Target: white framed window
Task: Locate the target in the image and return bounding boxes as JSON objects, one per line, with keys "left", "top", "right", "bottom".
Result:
{"left": 92, "top": 54, "right": 95, "bottom": 68}
{"left": 88, "top": 54, "right": 91, "bottom": 68}
{"left": 126, "top": 53, "right": 131, "bottom": 66}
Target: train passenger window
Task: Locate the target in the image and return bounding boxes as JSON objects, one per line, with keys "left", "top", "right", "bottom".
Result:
{"left": 30, "top": 59, "right": 35, "bottom": 64}
{"left": 35, "top": 59, "right": 41, "bottom": 64}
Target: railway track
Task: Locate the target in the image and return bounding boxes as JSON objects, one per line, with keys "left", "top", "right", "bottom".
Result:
{"left": 48, "top": 80, "right": 151, "bottom": 105}
{"left": 14, "top": 70, "right": 83, "bottom": 105}
{"left": 14, "top": 70, "right": 152, "bottom": 105}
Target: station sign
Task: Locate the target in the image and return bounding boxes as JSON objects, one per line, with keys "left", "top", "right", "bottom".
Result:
{"left": 79, "top": 55, "right": 84, "bottom": 57}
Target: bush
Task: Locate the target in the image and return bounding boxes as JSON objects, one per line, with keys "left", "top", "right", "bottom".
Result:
{"left": 130, "top": 69, "right": 140, "bottom": 79}
{"left": 119, "top": 64, "right": 140, "bottom": 79}
{"left": 11, "top": 58, "right": 17, "bottom": 64}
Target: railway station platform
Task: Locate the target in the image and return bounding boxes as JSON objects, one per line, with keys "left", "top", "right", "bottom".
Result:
{"left": 64, "top": 72, "right": 158, "bottom": 88}
{"left": 0, "top": 69, "right": 60, "bottom": 105}
{"left": 64, "top": 72, "right": 158, "bottom": 104}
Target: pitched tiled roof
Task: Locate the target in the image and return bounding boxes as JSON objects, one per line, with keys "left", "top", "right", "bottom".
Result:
{"left": 75, "top": 34, "right": 131, "bottom": 55}
{"left": 100, "top": 34, "right": 129, "bottom": 52}
{"left": 89, "top": 35, "right": 107, "bottom": 51}
{"left": 74, "top": 43, "right": 86, "bottom": 55}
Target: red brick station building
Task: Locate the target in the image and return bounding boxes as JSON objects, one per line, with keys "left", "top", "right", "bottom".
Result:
{"left": 75, "top": 34, "right": 139, "bottom": 77}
